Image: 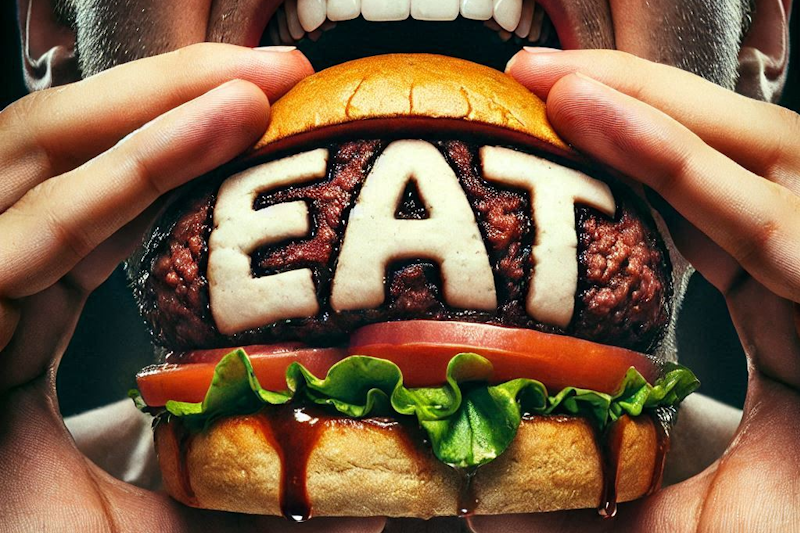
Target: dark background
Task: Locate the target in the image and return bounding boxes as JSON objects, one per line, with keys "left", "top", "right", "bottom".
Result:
{"left": 2, "top": 4, "right": 798, "bottom": 416}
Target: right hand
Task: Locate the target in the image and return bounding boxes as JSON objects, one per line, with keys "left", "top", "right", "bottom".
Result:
{"left": 0, "top": 42, "right": 384, "bottom": 533}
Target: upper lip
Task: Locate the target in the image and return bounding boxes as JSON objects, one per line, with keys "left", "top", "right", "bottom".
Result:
{"left": 212, "top": 0, "right": 614, "bottom": 54}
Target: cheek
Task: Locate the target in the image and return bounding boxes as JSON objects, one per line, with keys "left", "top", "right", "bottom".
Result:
{"left": 608, "top": 0, "right": 744, "bottom": 85}
{"left": 74, "top": 0, "right": 211, "bottom": 73}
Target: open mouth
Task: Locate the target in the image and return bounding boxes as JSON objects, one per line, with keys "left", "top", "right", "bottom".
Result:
{"left": 257, "top": 0, "right": 561, "bottom": 71}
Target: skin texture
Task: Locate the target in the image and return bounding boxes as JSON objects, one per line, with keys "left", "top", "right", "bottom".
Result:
{"left": 1, "top": 0, "right": 799, "bottom": 531}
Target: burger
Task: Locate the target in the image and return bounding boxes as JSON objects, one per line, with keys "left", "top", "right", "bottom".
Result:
{"left": 129, "top": 54, "right": 698, "bottom": 520}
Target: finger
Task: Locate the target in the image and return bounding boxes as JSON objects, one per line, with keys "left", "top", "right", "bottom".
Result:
{"left": 0, "top": 43, "right": 311, "bottom": 210}
{"left": 0, "top": 282, "right": 86, "bottom": 392}
{"left": 544, "top": 73, "right": 800, "bottom": 303}
{"left": 65, "top": 199, "right": 168, "bottom": 294}
{"left": 0, "top": 79, "right": 269, "bottom": 299}
{"left": 1, "top": 363, "right": 387, "bottom": 533}
{"left": 0, "top": 298, "right": 20, "bottom": 352}
{"left": 506, "top": 48, "right": 800, "bottom": 186}
{"left": 467, "top": 467, "right": 718, "bottom": 533}
{"left": 727, "top": 278, "right": 800, "bottom": 389}
{"left": 644, "top": 190, "right": 744, "bottom": 295}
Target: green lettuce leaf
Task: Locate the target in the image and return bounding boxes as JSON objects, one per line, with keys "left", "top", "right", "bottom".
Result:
{"left": 143, "top": 349, "right": 699, "bottom": 468}
{"left": 166, "top": 349, "right": 291, "bottom": 430}
{"left": 421, "top": 379, "right": 547, "bottom": 467}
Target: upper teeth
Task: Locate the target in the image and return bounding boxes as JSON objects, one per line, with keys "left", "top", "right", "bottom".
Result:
{"left": 270, "top": 0, "right": 549, "bottom": 44}
{"left": 327, "top": 0, "right": 361, "bottom": 21}
{"left": 298, "top": 0, "right": 328, "bottom": 31}
{"left": 492, "top": 0, "right": 521, "bottom": 31}
{"left": 411, "top": 0, "right": 459, "bottom": 21}
{"left": 362, "top": 0, "right": 411, "bottom": 22}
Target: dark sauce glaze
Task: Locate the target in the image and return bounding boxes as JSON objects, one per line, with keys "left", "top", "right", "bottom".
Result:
{"left": 255, "top": 407, "right": 326, "bottom": 522}
{"left": 253, "top": 406, "right": 430, "bottom": 522}
{"left": 648, "top": 410, "right": 672, "bottom": 495}
{"left": 596, "top": 411, "right": 673, "bottom": 518}
{"left": 597, "top": 419, "right": 625, "bottom": 519}
{"left": 456, "top": 467, "right": 479, "bottom": 517}
{"left": 171, "top": 419, "right": 198, "bottom": 507}
{"left": 164, "top": 408, "right": 675, "bottom": 520}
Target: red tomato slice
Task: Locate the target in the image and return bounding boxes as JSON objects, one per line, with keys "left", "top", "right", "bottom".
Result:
{"left": 349, "top": 321, "right": 659, "bottom": 394}
{"left": 137, "top": 321, "right": 660, "bottom": 407}
{"left": 137, "top": 346, "right": 348, "bottom": 407}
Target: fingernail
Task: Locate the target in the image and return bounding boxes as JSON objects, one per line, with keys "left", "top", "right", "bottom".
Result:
{"left": 505, "top": 54, "right": 520, "bottom": 72}
{"left": 523, "top": 46, "right": 563, "bottom": 54}
{"left": 254, "top": 45, "right": 297, "bottom": 52}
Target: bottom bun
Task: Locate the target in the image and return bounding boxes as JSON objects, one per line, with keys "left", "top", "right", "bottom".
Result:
{"left": 155, "top": 408, "right": 663, "bottom": 519}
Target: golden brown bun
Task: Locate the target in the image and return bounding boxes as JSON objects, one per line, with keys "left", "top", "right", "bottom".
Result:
{"left": 253, "top": 54, "right": 571, "bottom": 157}
{"left": 155, "top": 412, "right": 660, "bottom": 518}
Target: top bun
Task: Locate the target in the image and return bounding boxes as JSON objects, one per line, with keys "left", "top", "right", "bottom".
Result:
{"left": 254, "top": 54, "right": 569, "bottom": 155}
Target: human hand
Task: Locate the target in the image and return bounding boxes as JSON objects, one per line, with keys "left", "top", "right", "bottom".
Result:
{"left": 0, "top": 42, "right": 383, "bottom": 533}
{"left": 467, "top": 49, "right": 800, "bottom": 532}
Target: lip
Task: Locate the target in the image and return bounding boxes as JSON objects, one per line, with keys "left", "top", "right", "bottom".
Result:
{"left": 221, "top": 0, "right": 614, "bottom": 58}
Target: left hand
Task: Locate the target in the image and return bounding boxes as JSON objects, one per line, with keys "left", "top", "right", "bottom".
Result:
{"left": 468, "top": 48, "right": 800, "bottom": 532}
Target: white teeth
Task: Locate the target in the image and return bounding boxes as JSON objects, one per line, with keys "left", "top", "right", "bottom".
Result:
{"left": 285, "top": 0, "right": 307, "bottom": 41}
{"left": 411, "top": 0, "right": 459, "bottom": 21}
{"left": 460, "top": 0, "right": 492, "bottom": 20}
{"left": 276, "top": 8, "right": 293, "bottom": 44}
{"left": 320, "top": 19, "right": 338, "bottom": 31}
{"left": 514, "top": 0, "right": 534, "bottom": 38}
{"left": 483, "top": 18, "right": 501, "bottom": 31}
{"left": 263, "top": 0, "right": 553, "bottom": 47}
{"left": 268, "top": 20, "right": 281, "bottom": 46}
{"left": 536, "top": 12, "right": 550, "bottom": 43}
{"left": 327, "top": 0, "right": 360, "bottom": 21}
{"left": 493, "top": 0, "right": 522, "bottom": 32}
{"left": 298, "top": 0, "right": 327, "bottom": 32}
{"left": 362, "top": 0, "right": 410, "bottom": 21}
{"left": 528, "top": 4, "right": 544, "bottom": 41}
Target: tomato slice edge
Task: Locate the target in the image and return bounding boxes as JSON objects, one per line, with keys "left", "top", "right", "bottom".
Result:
{"left": 137, "top": 321, "right": 659, "bottom": 407}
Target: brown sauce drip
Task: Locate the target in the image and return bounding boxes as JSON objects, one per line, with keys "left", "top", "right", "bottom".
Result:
{"left": 597, "top": 419, "right": 625, "bottom": 519}
{"left": 254, "top": 407, "right": 326, "bottom": 522}
{"left": 648, "top": 411, "right": 671, "bottom": 495}
{"left": 456, "top": 467, "right": 479, "bottom": 517}
{"left": 172, "top": 420, "right": 198, "bottom": 507}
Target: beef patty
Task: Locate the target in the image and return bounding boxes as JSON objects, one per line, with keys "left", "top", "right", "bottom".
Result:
{"left": 131, "top": 140, "right": 672, "bottom": 354}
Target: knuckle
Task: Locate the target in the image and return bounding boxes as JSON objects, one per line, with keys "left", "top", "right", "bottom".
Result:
{"left": 646, "top": 139, "right": 694, "bottom": 194}
{"left": 127, "top": 150, "right": 168, "bottom": 198}
{"left": 768, "top": 106, "right": 800, "bottom": 160}
{"left": 7, "top": 88, "right": 56, "bottom": 120}
{"left": 735, "top": 219, "right": 780, "bottom": 268}
{"left": 0, "top": 90, "right": 59, "bottom": 175}
{"left": 26, "top": 179, "right": 93, "bottom": 261}
{"left": 734, "top": 189, "right": 800, "bottom": 298}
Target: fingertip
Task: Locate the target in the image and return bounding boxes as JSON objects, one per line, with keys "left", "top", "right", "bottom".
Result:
{"left": 247, "top": 48, "right": 315, "bottom": 101}
{"left": 545, "top": 71, "right": 651, "bottom": 173}
{"left": 505, "top": 49, "right": 570, "bottom": 101}
{"left": 202, "top": 78, "right": 272, "bottom": 148}
{"left": 131, "top": 78, "right": 272, "bottom": 189}
{"left": 546, "top": 72, "right": 617, "bottom": 130}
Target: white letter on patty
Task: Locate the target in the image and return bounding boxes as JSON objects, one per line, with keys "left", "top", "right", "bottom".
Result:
{"left": 208, "top": 149, "right": 328, "bottom": 335}
{"left": 481, "top": 146, "right": 616, "bottom": 328}
{"left": 331, "top": 140, "right": 496, "bottom": 311}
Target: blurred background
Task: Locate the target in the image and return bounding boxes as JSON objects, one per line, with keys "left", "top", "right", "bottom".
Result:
{"left": 2, "top": 4, "right": 798, "bottom": 416}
